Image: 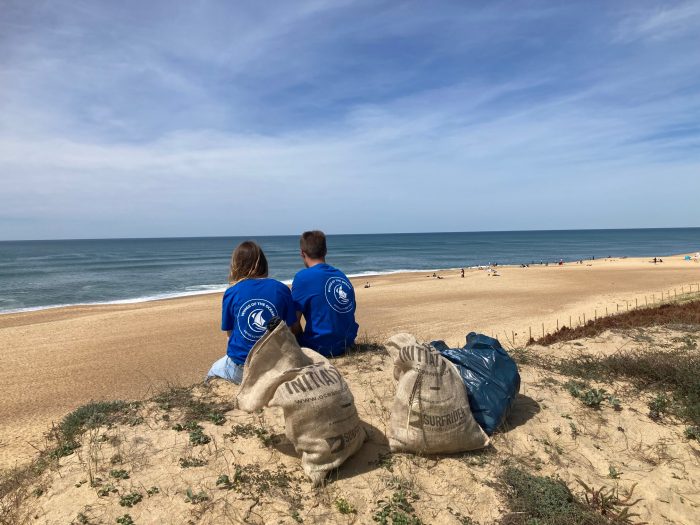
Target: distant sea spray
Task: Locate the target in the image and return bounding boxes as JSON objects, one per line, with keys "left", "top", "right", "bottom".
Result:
{"left": 1, "top": 229, "right": 698, "bottom": 313}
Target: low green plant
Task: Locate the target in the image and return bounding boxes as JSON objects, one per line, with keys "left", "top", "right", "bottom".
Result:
{"left": 373, "top": 478, "right": 423, "bottom": 525}
{"left": 74, "top": 512, "right": 90, "bottom": 524}
{"left": 224, "top": 423, "right": 272, "bottom": 446}
{"left": 184, "top": 487, "right": 209, "bottom": 504}
{"left": 189, "top": 427, "right": 211, "bottom": 446}
{"left": 607, "top": 395, "right": 622, "bottom": 411}
{"left": 153, "top": 385, "right": 233, "bottom": 425}
{"left": 118, "top": 491, "right": 143, "bottom": 508}
{"left": 447, "top": 507, "right": 479, "bottom": 525}
{"left": 109, "top": 469, "right": 129, "bottom": 480}
{"left": 116, "top": 515, "right": 134, "bottom": 525}
{"left": 335, "top": 497, "right": 356, "bottom": 514}
{"left": 208, "top": 412, "right": 226, "bottom": 425}
{"left": 499, "top": 466, "right": 634, "bottom": 524}
{"left": 608, "top": 466, "right": 621, "bottom": 480}
{"left": 97, "top": 483, "right": 117, "bottom": 497}
{"left": 569, "top": 422, "right": 580, "bottom": 439}
{"left": 50, "top": 401, "right": 138, "bottom": 458}
{"left": 146, "top": 486, "right": 160, "bottom": 496}
{"left": 179, "top": 457, "right": 207, "bottom": 468}
{"left": 576, "top": 478, "right": 643, "bottom": 523}
{"left": 684, "top": 425, "right": 700, "bottom": 440}
{"left": 648, "top": 393, "right": 670, "bottom": 421}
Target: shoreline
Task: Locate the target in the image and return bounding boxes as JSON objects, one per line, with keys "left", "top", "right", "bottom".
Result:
{"left": 2, "top": 253, "right": 694, "bottom": 316}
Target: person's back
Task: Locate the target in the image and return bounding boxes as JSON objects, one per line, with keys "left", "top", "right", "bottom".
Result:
{"left": 207, "top": 241, "right": 296, "bottom": 384}
{"left": 292, "top": 230, "right": 358, "bottom": 357}
{"left": 222, "top": 278, "right": 295, "bottom": 363}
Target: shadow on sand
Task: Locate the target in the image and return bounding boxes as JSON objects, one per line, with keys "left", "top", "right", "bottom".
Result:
{"left": 270, "top": 420, "right": 390, "bottom": 481}
{"left": 501, "top": 393, "right": 541, "bottom": 432}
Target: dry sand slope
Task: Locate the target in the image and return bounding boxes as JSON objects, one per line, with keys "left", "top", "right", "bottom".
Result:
{"left": 1, "top": 255, "right": 699, "bottom": 470}
{"left": 10, "top": 327, "right": 700, "bottom": 524}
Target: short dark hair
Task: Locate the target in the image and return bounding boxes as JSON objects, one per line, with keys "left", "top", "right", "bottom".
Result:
{"left": 300, "top": 230, "right": 327, "bottom": 259}
{"left": 228, "top": 241, "right": 268, "bottom": 283}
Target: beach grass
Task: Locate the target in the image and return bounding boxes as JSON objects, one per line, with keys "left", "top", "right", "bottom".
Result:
{"left": 529, "top": 299, "right": 700, "bottom": 347}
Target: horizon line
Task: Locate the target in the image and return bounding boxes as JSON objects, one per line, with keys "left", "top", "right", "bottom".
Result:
{"left": 1, "top": 225, "right": 699, "bottom": 243}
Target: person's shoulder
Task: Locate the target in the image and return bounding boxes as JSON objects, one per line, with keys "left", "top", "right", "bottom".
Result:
{"left": 293, "top": 266, "right": 318, "bottom": 283}
{"left": 266, "top": 278, "right": 292, "bottom": 294}
{"left": 328, "top": 265, "right": 352, "bottom": 281}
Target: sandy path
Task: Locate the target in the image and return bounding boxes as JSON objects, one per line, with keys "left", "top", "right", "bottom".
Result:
{"left": 1, "top": 255, "right": 699, "bottom": 467}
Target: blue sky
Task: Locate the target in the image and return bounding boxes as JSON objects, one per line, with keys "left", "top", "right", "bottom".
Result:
{"left": 1, "top": 0, "right": 699, "bottom": 240}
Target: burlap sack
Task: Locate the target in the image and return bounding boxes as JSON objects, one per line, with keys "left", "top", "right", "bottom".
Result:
{"left": 237, "top": 321, "right": 366, "bottom": 486}
{"left": 269, "top": 360, "right": 367, "bottom": 486}
{"left": 386, "top": 333, "right": 489, "bottom": 454}
{"left": 237, "top": 321, "right": 315, "bottom": 412}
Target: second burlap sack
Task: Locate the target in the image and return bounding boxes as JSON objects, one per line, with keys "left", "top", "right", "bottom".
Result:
{"left": 386, "top": 333, "right": 489, "bottom": 454}
{"left": 237, "top": 320, "right": 366, "bottom": 486}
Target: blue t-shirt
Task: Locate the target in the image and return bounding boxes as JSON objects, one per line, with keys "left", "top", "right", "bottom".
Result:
{"left": 292, "top": 263, "right": 358, "bottom": 357}
{"left": 221, "top": 278, "right": 297, "bottom": 365}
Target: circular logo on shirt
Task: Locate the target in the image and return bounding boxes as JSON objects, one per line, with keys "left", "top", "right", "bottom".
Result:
{"left": 238, "top": 299, "right": 278, "bottom": 342}
{"left": 324, "top": 277, "right": 354, "bottom": 314}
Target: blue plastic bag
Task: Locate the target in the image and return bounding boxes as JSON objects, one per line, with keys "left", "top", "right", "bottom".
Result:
{"left": 431, "top": 333, "right": 520, "bottom": 435}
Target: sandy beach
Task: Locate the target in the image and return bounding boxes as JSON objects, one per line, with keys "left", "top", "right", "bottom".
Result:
{"left": 1, "top": 254, "right": 699, "bottom": 469}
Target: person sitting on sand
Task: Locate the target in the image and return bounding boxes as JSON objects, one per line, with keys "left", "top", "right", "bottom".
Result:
{"left": 206, "top": 241, "right": 297, "bottom": 384}
{"left": 291, "top": 230, "right": 358, "bottom": 357}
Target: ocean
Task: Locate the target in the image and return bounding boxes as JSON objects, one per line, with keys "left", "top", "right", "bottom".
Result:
{"left": 1, "top": 228, "right": 698, "bottom": 313}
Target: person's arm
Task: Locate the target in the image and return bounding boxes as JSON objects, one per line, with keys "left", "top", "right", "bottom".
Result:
{"left": 221, "top": 289, "right": 235, "bottom": 337}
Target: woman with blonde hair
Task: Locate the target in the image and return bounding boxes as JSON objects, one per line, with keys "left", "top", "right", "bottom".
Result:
{"left": 206, "top": 241, "right": 296, "bottom": 384}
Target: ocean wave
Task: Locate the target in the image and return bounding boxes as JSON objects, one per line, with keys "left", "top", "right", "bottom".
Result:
{"left": 0, "top": 285, "right": 229, "bottom": 315}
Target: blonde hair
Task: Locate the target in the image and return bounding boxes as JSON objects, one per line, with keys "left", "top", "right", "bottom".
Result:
{"left": 228, "top": 241, "right": 268, "bottom": 284}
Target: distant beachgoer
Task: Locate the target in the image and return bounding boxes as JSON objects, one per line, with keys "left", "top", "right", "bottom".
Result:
{"left": 364, "top": 281, "right": 370, "bottom": 288}
{"left": 207, "top": 241, "right": 296, "bottom": 384}
{"left": 432, "top": 272, "right": 437, "bottom": 278}
{"left": 559, "top": 259, "right": 564, "bottom": 266}
{"left": 460, "top": 268, "right": 465, "bottom": 278}
{"left": 437, "top": 275, "right": 444, "bottom": 279}
{"left": 653, "top": 257, "right": 657, "bottom": 264}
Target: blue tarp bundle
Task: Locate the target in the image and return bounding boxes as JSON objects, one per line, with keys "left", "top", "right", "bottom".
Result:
{"left": 431, "top": 333, "right": 520, "bottom": 435}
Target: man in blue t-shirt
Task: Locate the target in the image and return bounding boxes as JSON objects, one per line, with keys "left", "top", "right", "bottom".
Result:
{"left": 291, "top": 230, "right": 359, "bottom": 357}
